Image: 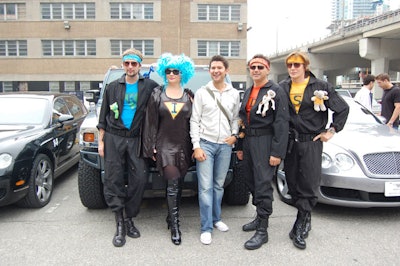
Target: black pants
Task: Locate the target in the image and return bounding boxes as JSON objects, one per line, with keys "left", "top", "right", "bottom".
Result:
{"left": 242, "top": 134, "right": 275, "bottom": 219}
{"left": 284, "top": 140, "right": 323, "bottom": 212}
{"left": 103, "top": 132, "right": 148, "bottom": 218}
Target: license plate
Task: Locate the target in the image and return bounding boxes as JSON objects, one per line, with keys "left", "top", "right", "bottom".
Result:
{"left": 384, "top": 181, "right": 400, "bottom": 197}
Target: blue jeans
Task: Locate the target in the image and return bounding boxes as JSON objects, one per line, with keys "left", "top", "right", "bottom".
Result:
{"left": 197, "top": 139, "right": 232, "bottom": 233}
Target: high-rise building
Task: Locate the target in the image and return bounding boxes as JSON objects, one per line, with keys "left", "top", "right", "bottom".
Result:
{"left": 331, "top": 0, "right": 388, "bottom": 21}
{"left": 0, "top": 0, "right": 248, "bottom": 93}
{"left": 329, "top": 0, "right": 393, "bottom": 33}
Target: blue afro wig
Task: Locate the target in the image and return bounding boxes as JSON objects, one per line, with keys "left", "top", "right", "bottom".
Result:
{"left": 157, "top": 53, "right": 195, "bottom": 87}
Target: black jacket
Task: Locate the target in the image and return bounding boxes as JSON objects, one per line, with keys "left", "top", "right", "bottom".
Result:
{"left": 97, "top": 73, "right": 159, "bottom": 136}
{"left": 239, "top": 80, "right": 289, "bottom": 159}
{"left": 279, "top": 72, "right": 349, "bottom": 134}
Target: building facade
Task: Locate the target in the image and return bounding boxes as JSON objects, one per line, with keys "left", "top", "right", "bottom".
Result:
{"left": 0, "top": 0, "right": 247, "bottom": 93}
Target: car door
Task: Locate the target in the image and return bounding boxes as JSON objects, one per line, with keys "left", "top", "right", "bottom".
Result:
{"left": 63, "top": 95, "right": 87, "bottom": 159}
{"left": 52, "top": 96, "right": 77, "bottom": 167}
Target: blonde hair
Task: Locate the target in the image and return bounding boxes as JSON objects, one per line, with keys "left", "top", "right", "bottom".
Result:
{"left": 286, "top": 51, "right": 310, "bottom": 72}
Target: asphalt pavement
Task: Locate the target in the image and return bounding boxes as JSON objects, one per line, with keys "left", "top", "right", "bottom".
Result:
{"left": 1, "top": 166, "right": 399, "bottom": 266}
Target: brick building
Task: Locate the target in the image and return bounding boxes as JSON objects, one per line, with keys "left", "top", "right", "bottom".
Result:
{"left": 0, "top": 0, "right": 247, "bottom": 93}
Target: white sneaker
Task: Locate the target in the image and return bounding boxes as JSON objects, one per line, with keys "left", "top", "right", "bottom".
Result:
{"left": 214, "top": 221, "right": 229, "bottom": 232}
{"left": 200, "top": 232, "right": 212, "bottom": 245}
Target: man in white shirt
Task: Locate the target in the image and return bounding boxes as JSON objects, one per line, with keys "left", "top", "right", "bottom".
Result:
{"left": 354, "top": 74, "right": 375, "bottom": 111}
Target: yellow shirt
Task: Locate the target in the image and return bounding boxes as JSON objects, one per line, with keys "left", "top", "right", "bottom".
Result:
{"left": 290, "top": 77, "right": 310, "bottom": 113}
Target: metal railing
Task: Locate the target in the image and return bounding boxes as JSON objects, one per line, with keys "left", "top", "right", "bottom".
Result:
{"left": 272, "top": 8, "right": 400, "bottom": 56}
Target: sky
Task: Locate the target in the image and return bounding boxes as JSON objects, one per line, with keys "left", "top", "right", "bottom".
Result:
{"left": 247, "top": 0, "right": 400, "bottom": 58}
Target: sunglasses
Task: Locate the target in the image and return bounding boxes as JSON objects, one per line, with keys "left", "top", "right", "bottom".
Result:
{"left": 249, "top": 65, "right": 265, "bottom": 70}
{"left": 286, "top": 63, "right": 303, "bottom": 68}
{"left": 124, "top": 61, "right": 139, "bottom": 67}
{"left": 165, "top": 69, "right": 180, "bottom": 75}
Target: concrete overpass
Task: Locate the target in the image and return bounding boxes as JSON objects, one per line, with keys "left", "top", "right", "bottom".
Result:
{"left": 268, "top": 9, "right": 400, "bottom": 98}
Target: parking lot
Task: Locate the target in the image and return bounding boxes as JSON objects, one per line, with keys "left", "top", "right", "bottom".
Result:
{"left": 1, "top": 166, "right": 400, "bottom": 266}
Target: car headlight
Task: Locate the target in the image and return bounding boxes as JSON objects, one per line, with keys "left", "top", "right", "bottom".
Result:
{"left": 321, "top": 152, "right": 332, "bottom": 169}
{"left": 0, "top": 153, "right": 13, "bottom": 169}
{"left": 334, "top": 153, "right": 354, "bottom": 171}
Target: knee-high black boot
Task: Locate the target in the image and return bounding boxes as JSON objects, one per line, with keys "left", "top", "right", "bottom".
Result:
{"left": 167, "top": 179, "right": 182, "bottom": 245}
{"left": 166, "top": 179, "right": 183, "bottom": 229}
{"left": 112, "top": 210, "right": 126, "bottom": 247}
{"left": 244, "top": 217, "right": 268, "bottom": 250}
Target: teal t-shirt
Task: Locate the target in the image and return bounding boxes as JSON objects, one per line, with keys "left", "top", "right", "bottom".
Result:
{"left": 121, "top": 82, "right": 138, "bottom": 129}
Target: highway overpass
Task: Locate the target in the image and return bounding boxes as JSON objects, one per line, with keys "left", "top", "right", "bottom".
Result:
{"left": 268, "top": 9, "right": 400, "bottom": 98}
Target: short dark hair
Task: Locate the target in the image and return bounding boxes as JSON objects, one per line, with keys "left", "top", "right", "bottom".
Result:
{"left": 362, "top": 74, "right": 375, "bottom": 86}
{"left": 209, "top": 55, "right": 229, "bottom": 69}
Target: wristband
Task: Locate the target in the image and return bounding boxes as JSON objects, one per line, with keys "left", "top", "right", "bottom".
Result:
{"left": 327, "top": 127, "right": 336, "bottom": 134}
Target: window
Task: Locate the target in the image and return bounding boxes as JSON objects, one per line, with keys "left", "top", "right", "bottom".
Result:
{"left": 42, "top": 40, "right": 96, "bottom": 56}
{"left": 0, "top": 3, "right": 17, "bottom": 20}
{"left": 0, "top": 40, "right": 27, "bottom": 56}
{"left": 41, "top": 2, "right": 95, "bottom": 20}
{"left": 2, "top": 82, "right": 13, "bottom": 92}
{"left": 198, "top": 4, "right": 240, "bottom": 21}
{"left": 64, "top": 81, "right": 75, "bottom": 92}
{"left": 110, "top": 40, "right": 154, "bottom": 56}
{"left": 49, "top": 82, "right": 60, "bottom": 92}
{"left": 110, "top": 3, "right": 153, "bottom": 20}
{"left": 197, "top": 41, "right": 240, "bottom": 57}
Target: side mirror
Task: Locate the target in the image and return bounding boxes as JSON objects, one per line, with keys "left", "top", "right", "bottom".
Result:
{"left": 85, "top": 90, "right": 100, "bottom": 104}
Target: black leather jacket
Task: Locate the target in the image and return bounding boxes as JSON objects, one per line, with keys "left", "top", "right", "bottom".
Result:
{"left": 279, "top": 72, "right": 349, "bottom": 134}
{"left": 97, "top": 73, "right": 159, "bottom": 137}
{"left": 239, "top": 80, "right": 290, "bottom": 159}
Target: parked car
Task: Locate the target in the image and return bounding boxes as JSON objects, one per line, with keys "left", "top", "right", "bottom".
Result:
{"left": 78, "top": 66, "right": 249, "bottom": 209}
{"left": 275, "top": 95, "right": 400, "bottom": 208}
{"left": 0, "top": 92, "right": 87, "bottom": 208}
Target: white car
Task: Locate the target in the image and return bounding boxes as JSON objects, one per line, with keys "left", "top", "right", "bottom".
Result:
{"left": 275, "top": 96, "right": 400, "bottom": 208}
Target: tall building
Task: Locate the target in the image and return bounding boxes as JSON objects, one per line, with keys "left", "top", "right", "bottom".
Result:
{"left": 0, "top": 0, "right": 247, "bottom": 93}
{"left": 331, "top": 0, "right": 387, "bottom": 21}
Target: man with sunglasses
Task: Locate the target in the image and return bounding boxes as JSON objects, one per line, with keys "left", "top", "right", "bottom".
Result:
{"left": 279, "top": 51, "right": 349, "bottom": 250}
{"left": 97, "top": 48, "right": 159, "bottom": 247}
{"left": 239, "top": 54, "right": 289, "bottom": 250}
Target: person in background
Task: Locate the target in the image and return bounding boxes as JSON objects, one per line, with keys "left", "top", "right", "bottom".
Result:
{"left": 279, "top": 51, "right": 349, "bottom": 250}
{"left": 97, "top": 48, "right": 159, "bottom": 247}
{"left": 354, "top": 74, "right": 375, "bottom": 112}
{"left": 190, "top": 55, "right": 240, "bottom": 245}
{"left": 143, "top": 53, "right": 195, "bottom": 245}
{"left": 375, "top": 73, "right": 400, "bottom": 129}
{"left": 239, "top": 54, "right": 289, "bottom": 250}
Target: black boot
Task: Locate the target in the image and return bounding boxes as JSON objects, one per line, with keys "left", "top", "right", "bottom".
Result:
{"left": 289, "top": 211, "right": 308, "bottom": 249}
{"left": 166, "top": 179, "right": 182, "bottom": 230}
{"left": 302, "top": 212, "right": 311, "bottom": 238}
{"left": 125, "top": 218, "right": 140, "bottom": 238}
{"left": 112, "top": 210, "right": 126, "bottom": 247}
{"left": 167, "top": 180, "right": 182, "bottom": 245}
{"left": 242, "top": 216, "right": 261, "bottom": 232}
{"left": 244, "top": 218, "right": 268, "bottom": 250}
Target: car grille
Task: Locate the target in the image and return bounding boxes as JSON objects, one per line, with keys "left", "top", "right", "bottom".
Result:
{"left": 321, "top": 187, "right": 400, "bottom": 203}
{"left": 363, "top": 152, "right": 400, "bottom": 175}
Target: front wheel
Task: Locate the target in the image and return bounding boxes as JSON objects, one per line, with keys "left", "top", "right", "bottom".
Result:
{"left": 274, "top": 162, "right": 293, "bottom": 205}
{"left": 17, "top": 154, "right": 54, "bottom": 208}
{"left": 78, "top": 159, "right": 107, "bottom": 209}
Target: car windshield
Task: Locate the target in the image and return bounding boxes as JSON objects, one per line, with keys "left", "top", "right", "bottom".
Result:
{"left": 344, "top": 97, "right": 383, "bottom": 125}
{"left": 0, "top": 97, "right": 48, "bottom": 125}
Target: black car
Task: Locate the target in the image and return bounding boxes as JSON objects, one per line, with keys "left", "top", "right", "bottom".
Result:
{"left": 0, "top": 92, "right": 88, "bottom": 208}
